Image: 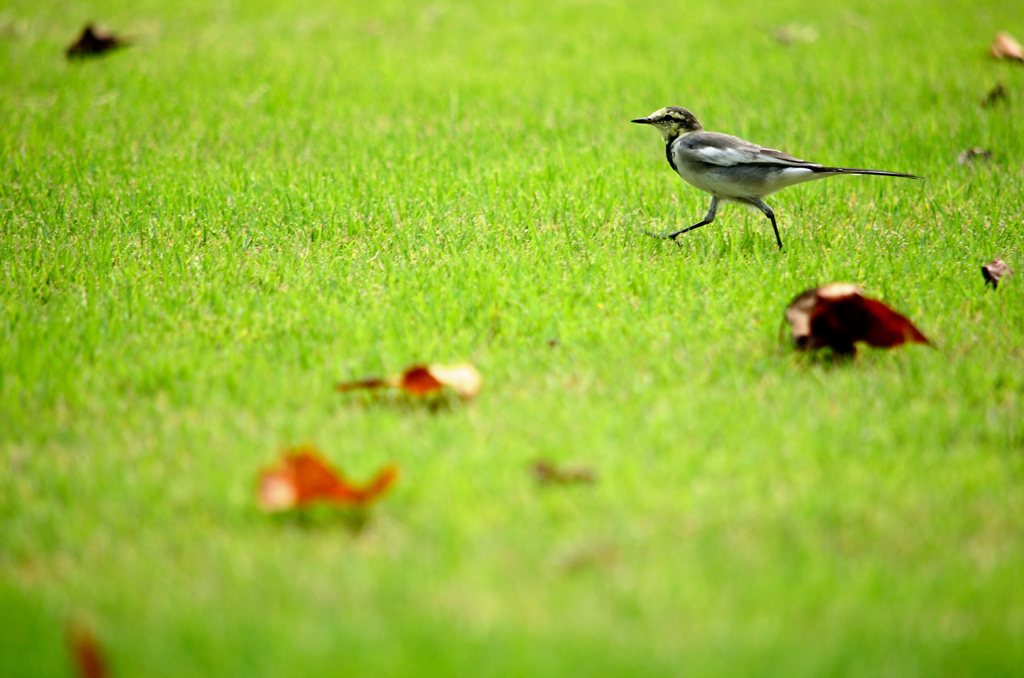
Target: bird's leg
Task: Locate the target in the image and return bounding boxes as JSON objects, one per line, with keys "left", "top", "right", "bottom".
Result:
{"left": 646, "top": 196, "right": 719, "bottom": 242}
{"left": 748, "top": 198, "right": 783, "bottom": 250}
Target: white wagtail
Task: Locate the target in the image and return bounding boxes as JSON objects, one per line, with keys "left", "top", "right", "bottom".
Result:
{"left": 631, "top": 107, "right": 920, "bottom": 249}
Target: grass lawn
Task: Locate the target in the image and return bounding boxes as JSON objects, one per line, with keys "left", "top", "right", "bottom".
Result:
{"left": 2, "top": 0, "right": 1023, "bottom": 675}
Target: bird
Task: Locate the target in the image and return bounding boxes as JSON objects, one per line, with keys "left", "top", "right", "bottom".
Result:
{"left": 631, "top": 107, "right": 920, "bottom": 250}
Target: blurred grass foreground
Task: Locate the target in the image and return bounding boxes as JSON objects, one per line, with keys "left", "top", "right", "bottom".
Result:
{"left": 1, "top": 0, "right": 1023, "bottom": 676}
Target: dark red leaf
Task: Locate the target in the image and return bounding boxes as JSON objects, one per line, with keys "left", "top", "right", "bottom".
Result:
{"left": 786, "top": 284, "right": 929, "bottom": 356}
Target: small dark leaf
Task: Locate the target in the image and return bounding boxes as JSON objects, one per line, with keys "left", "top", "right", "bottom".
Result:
{"left": 66, "top": 24, "right": 127, "bottom": 59}
{"left": 982, "top": 258, "right": 1013, "bottom": 290}
{"left": 981, "top": 82, "right": 1008, "bottom": 107}
{"left": 957, "top": 147, "right": 992, "bottom": 166}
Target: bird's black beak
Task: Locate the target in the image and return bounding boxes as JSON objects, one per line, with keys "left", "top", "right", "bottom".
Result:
{"left": 631, "top": 118, "right": 652, "bottom": 124}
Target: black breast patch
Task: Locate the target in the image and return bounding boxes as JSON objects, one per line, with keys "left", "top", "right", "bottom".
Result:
{"left": 665, "top": 139, "right": 679, "bottom": 173}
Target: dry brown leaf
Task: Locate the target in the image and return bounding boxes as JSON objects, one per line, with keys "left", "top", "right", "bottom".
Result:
{"left": 66, "top": 621, "right": 107, "bottom": 678}
{"left": 258, "top": 446, "right": 398, "bottom": 512}
{"left": 991, "top": 31, "right": 1024, "bottom": 61}
{"left": 531, "top": 460, "right": 596, "bottom": 485}
{"left": 773, "top": 24, "right": 818, "bottom": 45}
{"left": 66, "top": 24, "right": 127, "bottom": 59}
{"left": 982, "top": 258, "right": 1013, "bottom": 290}
{"left": 336, "top": 362, "right": 482, "bottom": 399}
{"left": 957, "top": 147, "right": 992, "bottom": 165}
{"left": 785, "top": 283, "right": 930, "bottom": 356}
{"left": 556, "top": 542, "right": 619, "bottom": 573}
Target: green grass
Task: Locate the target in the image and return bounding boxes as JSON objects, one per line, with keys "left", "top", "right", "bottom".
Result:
{"left": 2, "top": 0, "right": 1023, "bottom": 675}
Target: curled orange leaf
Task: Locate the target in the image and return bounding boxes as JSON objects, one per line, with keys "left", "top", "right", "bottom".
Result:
{"left": 258, "top": 447, "right": 398, "bottom": 512}
{"left": 785, "top": 284, "right": 930, "bottom": 356}
{"left": 337, "top": 362, "right": 482, "bottom": 399}
{"left": 397, "top": 366, "right": 446, "bottom": 396}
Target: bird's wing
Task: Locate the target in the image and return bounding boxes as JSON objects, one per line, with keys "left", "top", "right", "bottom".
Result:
{"left": 678, "top": 132, "right": 820, "bottom": 168}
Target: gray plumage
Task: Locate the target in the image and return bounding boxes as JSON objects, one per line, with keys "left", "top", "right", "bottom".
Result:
{"left": 632, "top": 107, "right": 920, "bottom": 249}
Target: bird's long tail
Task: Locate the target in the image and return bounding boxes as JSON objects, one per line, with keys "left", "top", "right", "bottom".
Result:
{"left": 812, "top": 167, "right": 921, "bottom": 179}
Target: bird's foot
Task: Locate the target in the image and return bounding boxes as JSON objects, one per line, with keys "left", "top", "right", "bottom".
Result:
{"left": 643, "top": 229, "right": 685, "bottom": 248}
{"left": 643, "top": 229, "right": 680, "bottom": 240}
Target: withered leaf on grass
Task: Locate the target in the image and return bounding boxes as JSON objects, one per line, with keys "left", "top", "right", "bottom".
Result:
{"left": 556, "top": 542, "right": 619, "bottom": 573}
{"left": 957, "top": 147, "right": 992, "bottom": 165}
{"left": 66, "top": 24, "right": 127, "bottom": 59}
{"left": 336, "top": 362, "right": 482, "bottom": 399}
{"left": 66, "top": 621, "right": 107, "bottom": 678}
{"left": 531, "top": 460, "right": 596, "bottom": 485}
{"left": 773, "top": 24, "right": 818, "bottom": 45}
{"left": 982, "top": 258, "right": 1013, "bottom": 290}
{"left": 981, "top": 82, "right": 1008, "bottom": 107}
{"left": 991, "top": 31, "right": 1024, "bottom": 62}
{"left": 785, "top": 283, "right": 930, "bottom": 356}
{"left": 258, "top": 447, "right": 398, "bottom": 512}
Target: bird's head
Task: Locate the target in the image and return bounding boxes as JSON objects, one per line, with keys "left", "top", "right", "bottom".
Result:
{"left": 631, "top": 107, "right": 702, "bottom": 141}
